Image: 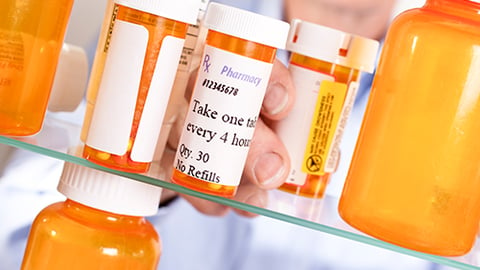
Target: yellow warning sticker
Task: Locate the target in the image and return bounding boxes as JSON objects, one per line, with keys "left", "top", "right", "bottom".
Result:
{"left": 302, "top": 80, "right": 348, "bottom": 175}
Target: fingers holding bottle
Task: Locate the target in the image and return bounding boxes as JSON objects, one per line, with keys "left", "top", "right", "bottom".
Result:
{"left": 261, "top": 58, "right": 296, "bottom": 121}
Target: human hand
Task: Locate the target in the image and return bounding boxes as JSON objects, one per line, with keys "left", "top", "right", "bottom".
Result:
{"left": 160, "top": 58, "right": 296, "bottom": 218}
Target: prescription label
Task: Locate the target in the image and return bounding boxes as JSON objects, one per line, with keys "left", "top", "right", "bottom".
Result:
{"left": 324, "top": 81, "right": 359, "bottom": 172}
{"left": 87, "top": 18, "right": 185, "bottom": 163}
{"left": 86, "top": 20, "right": 149, "bottom": 156}
{"left": 174, "top": 45, "right": 273, "bottom": 186}
{"left": 277, "top": 64, "right": 334, "bottom": 186}
{"left": 302, "top": 81, "right": 347, "bottom": 175}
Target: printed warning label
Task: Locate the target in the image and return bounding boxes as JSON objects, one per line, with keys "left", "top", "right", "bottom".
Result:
{"left": 302, "top": 80, "right": 347, "bottom": 175}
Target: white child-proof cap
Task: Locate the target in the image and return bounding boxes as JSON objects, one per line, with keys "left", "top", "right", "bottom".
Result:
{"left": 287, "top": 19, "right": 379, "bottom": 73}
{"left": 58, "top": 161, "right": 162, "bottom": 217}
{"left": 115, "top": 0, "right": 202, "bottom": 25}
{"left": 204, "top": 2, "right": 290, "bottom": 49}
{"left": 48, "top": 43, "right": 88, "bottom": 112}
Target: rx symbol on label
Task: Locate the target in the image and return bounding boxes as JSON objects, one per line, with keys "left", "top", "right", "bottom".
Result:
{"left": 203, "top": 54, "right": 211, "bottom": 73}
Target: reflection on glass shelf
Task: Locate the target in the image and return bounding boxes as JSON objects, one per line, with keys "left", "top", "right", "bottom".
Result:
{"left": 0, "top": 115, "right": 479, "bottom": 270}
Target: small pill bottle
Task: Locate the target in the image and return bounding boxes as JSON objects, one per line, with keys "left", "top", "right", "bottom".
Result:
{"left": 171, "top": 2, "right": 290, "bottom": 197}
{"left": 274, "top": 19, "right": 379, "bottom": 199}
{"left": 83, "top": 0, "right": 201, "bottom": 173}
{"left": 21, "top": 162, "right": 162, "bottom": 270}
{"left": 0, "top": 0, "right": 74, "bottom": 136}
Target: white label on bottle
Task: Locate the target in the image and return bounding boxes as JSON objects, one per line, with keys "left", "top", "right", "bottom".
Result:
{"left": 174, "top": 45, "right": 273, "bottom": 186}
{"left": 324, "top": 81, "right": 359, "bottom": 172}
{"left": 274, "top": 64, "right": 334, "bottom": 186}
{"left": 131, "top": 36, "right": 185, "bottom": 162}
{"left": 86, "top": 20, "right": 148, "bottom": 155}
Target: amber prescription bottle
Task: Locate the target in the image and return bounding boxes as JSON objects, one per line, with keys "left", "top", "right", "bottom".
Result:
{"left": 0, "top": 0, "right": 74, "bottom": 136}
{"left": 21, "top": 162, "right": 162, "bottom": 270}
{"left": 83, "top": 0, "right": 201, "bottom": 173}
{"left": 339, "top": 0, "right": 480, "bottom": 256}
{"left": 275, "top": 19, "right": 378, "bottom": 199}
{"left": 171, "top": 2, "right": 290, "bottom": 197}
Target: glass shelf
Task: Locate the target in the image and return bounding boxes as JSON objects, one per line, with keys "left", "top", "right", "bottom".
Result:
{"left": 1, "top": 114, "right": 479, "bottom": 270}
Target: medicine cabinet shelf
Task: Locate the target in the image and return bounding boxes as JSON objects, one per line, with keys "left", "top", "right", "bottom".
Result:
{"left": 1, "top": 113, "right": 479, "bottom": 270}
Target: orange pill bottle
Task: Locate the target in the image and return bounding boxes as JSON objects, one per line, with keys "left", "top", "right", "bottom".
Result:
{"left": 275, "top": 19, "right": 378, "bottom": 199}
{"left": 171, "top": 2, "right": 290, "bottom": 197}
{"left": 21, "top": 162, "right": 162, "bottom": 270}
{"left": 83, "top": 0, "right": 201, "bottom": 173}
{"left": 0, "top": 0, "right": 74, "bottom": 136}
{"left": 339, "top": 0, "right": 480, "bottom": 256}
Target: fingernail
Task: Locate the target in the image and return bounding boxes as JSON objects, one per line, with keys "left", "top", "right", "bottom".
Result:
{"left": 253, "top": 152, "right": 286, "bottom": 188}
{"left": 263, "top": 82, "right": 289, "bottom": 116}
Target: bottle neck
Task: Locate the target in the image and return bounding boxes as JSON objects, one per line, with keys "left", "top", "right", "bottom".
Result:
{"left": 425, "top": 0, "right": 480, "bottom": 22}
{"left": 206, "top": 30, "right": 277, "bottom": 63}
{"left": 64, "top": 199, "right": 147, "bottom": 228}
{"left": 289, "top": 53, "right": 360, "bottom": 84}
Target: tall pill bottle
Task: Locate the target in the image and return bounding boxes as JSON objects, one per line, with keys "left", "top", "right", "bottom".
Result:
{"left": 275, "top": 19, "right": 378, "bottom": 199}
{"left": 21, "top": 162, "right": 162, "bottom": 270}
{"left": 171, "top": 2, "right": 290, "bottom": 197}
{"left": 0, "top": 0, "right": 74, "bottom": 136}
{"left": 83, "top": 0, "right": 201, "bottom": 173}
{"left": 339, "top": 0, "right": 480, "bottom": 256}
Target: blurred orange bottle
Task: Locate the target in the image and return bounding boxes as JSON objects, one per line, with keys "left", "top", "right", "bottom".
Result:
{"left": 83, "top": 0, "right": 201, "bottom": 173}
{"left": 276, "top": 19, "right": 378, "bottom": 199}
{"left": 171, "top": 2, "right": 290, "bottom": 197}
{"left": 21, "top": 162, "right": 162, "bottom": 270}
{"left": 0, "top": 0, "right": 74, "bottom": 136}
{"left": 80, "top": 0, "right": 116, "bottom": 143}
{"left": 339, "top": 0, "right": 480, "bottom": 256}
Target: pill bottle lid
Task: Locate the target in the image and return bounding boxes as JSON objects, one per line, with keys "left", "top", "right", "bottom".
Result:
{"left": 48, "top": 43, "right": 88, "bottom": 112}
{"left": 204, "top": 2, "right": 290, "bottom": 49}
{"left": 58, "top": 161, "right": 162, "bottom": 217}
{"left": 115, "top": 0, "right": 201, "bottom": 25}
{"left": 287, "top": 19, "right": 379, "bottom": 73}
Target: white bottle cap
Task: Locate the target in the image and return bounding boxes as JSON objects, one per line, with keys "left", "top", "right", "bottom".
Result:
{"left": 204, "top": 2, "right": 290, "bottom": 49}
{"left": 115, "top": 0, "right": 201, "bottom": 25}
{"left": 48, "top": 43, "right": 88, "bottom": 112}
{"left": 287, "top": 19, "right": 379, "bottom": 73}
{"left": 58, "top": 162, "right": 162, "bottom": 217}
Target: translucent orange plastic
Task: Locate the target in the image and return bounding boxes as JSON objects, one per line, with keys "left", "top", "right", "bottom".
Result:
{"left": 80, "top": 0, "right": 115, "bottom": 143}
{"left": 279, "top": 53, "right": 359, "bottom": 198}
{"left": 171, "top": 30, "right": 277, "bottom": 197}
{"left": 0, "top": 0, "right": 74, "bottom": 136}
{"left": 339, "top": 0, "right": 480, "bottom": 256}
{"left": 82, "top": 5, "right": 188, "bottom": 173}
{"left": 21, "top": 199, "right": 161, "bottom": 270}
